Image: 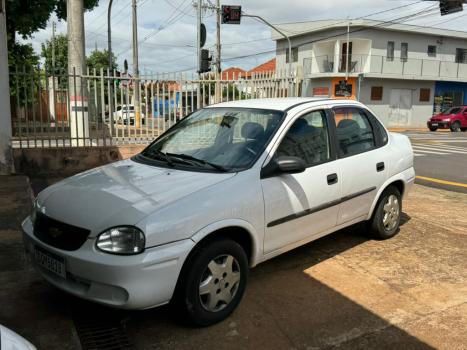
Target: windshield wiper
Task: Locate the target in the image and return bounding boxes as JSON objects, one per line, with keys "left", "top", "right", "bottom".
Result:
{"left": 166, "top": 153, "right": 228, "bottom": 172}
{"left": 142, "top": 149, "right": 175, "bottom": 166}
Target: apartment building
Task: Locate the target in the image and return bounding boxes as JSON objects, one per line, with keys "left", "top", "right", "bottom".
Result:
{"left": 273, "top": 20, "right": 467, "bottom": 127}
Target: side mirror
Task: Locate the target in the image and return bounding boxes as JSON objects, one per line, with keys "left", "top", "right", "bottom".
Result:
{"left": 261, "top": 156, "right": 306, "bottom": 179}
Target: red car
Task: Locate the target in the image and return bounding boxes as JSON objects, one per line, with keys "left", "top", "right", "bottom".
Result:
{"left": 427, "top": 106, "right": 467, "bottom": 132}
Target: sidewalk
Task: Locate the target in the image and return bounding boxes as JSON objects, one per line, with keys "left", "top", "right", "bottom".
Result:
{"left": 0, "top": 176, "right": 81, "bottom": 350}
{"left": 1, "top": 175, "right": 466, "bottom": 350}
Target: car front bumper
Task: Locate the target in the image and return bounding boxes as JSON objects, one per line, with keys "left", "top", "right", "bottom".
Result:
{"left": 22, "top": 216, "right": 195, "bottom": 310}
{"left": 427, "top": 120, "right": 450, "bottom": 128}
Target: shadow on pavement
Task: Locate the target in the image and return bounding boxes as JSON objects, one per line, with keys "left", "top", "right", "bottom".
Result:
{"left": 1, "top": 175, "right": 430, "bottom": 349}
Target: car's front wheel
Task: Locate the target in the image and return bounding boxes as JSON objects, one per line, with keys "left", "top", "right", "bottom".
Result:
{"left": 450, "top": 121, "right": 461, "bottom": 132}
{"left": 175, "top": 238, "right": 248, "bottom": 326}
{"left": 428, "top": 126, "right": 438, "bottom": 132}
{"left": 368, "top": 186, "right": 402, "bottom": 239}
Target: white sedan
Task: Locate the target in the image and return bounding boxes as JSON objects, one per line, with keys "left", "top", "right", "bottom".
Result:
{"left": 22, "top": 98, "right": 414, "bottom": 326}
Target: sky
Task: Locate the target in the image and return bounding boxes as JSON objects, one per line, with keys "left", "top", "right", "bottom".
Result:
{"left": 18, "top": 0, "right": 467, "bottom": 75}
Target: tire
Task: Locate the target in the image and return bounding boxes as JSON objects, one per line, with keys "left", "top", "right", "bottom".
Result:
{"left": 461, "top": 128, "right": 467, "bottom": 132}
{"left": 174, "top": 238, "right": 248, "bottom": 326}
{"left": 450, "top": 121, "right": 461, "bottom": 132}
{"left": 428, "top": 126, "right": 438, "bottom": 132}
{"left": 368, "top": 186, "right": 402, "bottom": 240}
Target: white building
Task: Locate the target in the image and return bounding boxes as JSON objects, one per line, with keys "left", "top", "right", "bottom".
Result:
{"left": 273, "top": 20, "right": 467, "bottom": 127}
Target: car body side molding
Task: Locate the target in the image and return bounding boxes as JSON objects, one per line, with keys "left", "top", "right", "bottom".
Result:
{"left": 267, "top": 186, "right": 377, "bottom": 228}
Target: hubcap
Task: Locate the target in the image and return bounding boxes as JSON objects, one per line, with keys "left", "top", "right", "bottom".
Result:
{"left": 382, "top": 194, "right": 400, "bottom": 231}
{"left": 199, "top": 254, "right": 241, "bottom": 312}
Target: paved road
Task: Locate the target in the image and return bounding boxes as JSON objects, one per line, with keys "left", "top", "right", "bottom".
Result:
{"left": 400, "top": 131, "right": 467, "bottom": 193}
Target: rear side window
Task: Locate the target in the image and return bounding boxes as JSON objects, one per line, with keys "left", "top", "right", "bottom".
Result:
{"left": 332, "top": 107, "right": 376, "bottom": 157}
{"left": 276, "top": 110, "right": 331, "bottom": 167}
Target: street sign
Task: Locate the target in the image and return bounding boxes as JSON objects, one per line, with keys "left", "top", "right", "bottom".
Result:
{"left": 222, "top": 5, "right": 242, "bottom": 24}
{"left": 440, "top": 0, "right": 463, "bottom": 16}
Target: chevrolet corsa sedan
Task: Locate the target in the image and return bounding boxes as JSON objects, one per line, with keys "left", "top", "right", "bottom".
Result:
{"left": 23, "top": 98, "right": 415, "bottom": 326}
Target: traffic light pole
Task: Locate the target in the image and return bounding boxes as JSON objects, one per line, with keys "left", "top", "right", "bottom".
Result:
{"left": 197, "top": 0, "right": 202, "bottom": 109}
{"left": 242, "top": 13, "right": 292, "bottom": 78}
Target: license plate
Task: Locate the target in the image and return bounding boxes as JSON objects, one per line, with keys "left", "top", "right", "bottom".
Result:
{"left": 432, "top": 123, "right": 438, "bottom": 126}
{"left": 34, "top": 246, "right": 66, "bottom": 278}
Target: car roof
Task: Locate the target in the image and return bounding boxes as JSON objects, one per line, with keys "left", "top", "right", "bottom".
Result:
{"left": 206, "top": 97, "right": 363, "bottom": 111}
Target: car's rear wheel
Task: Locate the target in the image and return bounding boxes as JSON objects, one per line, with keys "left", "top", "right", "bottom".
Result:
{"left": 174, "top": 238, "right": 248, "bottom": 326}
{"left": 428, "top": 126, "right": 438, "bottom": 132}
{"left": 368, "top": 186, "right": 402, "bottom": 239}
{"left": 450, "top": 121, "right": 461, "bottom": 132}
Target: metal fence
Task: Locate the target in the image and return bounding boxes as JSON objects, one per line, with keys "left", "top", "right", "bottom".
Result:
{"left": 9, "top": 67, "right": 301, "bottom": 149}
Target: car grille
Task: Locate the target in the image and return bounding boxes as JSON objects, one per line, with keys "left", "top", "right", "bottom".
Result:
{"left": 33, "top": 212, "right": 91, "bottom": 251}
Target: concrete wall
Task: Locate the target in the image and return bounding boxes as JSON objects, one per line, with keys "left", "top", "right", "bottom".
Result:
{"left": 13, "top": 145, "right": 146, "bottom": 177}
{"left": 360, "top": 78, "right": 435, "bottom": 127}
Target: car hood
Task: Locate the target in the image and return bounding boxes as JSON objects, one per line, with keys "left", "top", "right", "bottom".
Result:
{"left": 432, "top": 114, "right": 453, "bottom": 120}
{"left": 36, "top": 159, "right": 235, "bottom": 235}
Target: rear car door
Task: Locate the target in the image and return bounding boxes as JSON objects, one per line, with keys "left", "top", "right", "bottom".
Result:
{"left": 261, "top": 109, "right": 341, "bottom": 255}
{"left": 331, "top": 106, "right": 389, "bottom": 225}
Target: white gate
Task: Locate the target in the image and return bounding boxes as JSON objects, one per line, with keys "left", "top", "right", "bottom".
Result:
{"left": 388, "top": 88, "right": 413, "bottom": 127}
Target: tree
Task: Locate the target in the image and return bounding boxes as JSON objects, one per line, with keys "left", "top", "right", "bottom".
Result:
{"left": 6, "top": 0, "right": 99, "bottom": 69}
{"left": 41, "top": 34, "right": 68, "bottom": 74}
{"left": 86, "top": 49, "right": 118, "bottom": 74}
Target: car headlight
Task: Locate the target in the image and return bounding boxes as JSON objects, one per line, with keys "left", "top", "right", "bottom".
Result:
{"left": 96, "top": 226, "right": 145, "bottom": 255}
{"left": 443, "top": 118, "right": 451, "bottom": 122}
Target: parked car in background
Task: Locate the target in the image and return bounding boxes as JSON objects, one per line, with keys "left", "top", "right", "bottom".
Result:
{"left": 0, "top": 325, "right": 36, "bottom": 350}
{"left": 111, "top": 104, "right": 146, "bottom": 125}
{"left": 23, "top": 98, "right": 414, "bottom": 326}
{"left": 427, "top": 106, "right": 467, "bottom": 132}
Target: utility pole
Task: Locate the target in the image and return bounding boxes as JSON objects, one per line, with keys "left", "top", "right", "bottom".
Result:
{"left": 67, "top": 0, "right": 89, "bottom": 146}
{"left": 132, "top": 0, "right": 141, "bottom": 127}
{"left": 0, "top": 0, "right": 13, "bottom": 173}
{"left": 107, "top": 0, "right": 114, "bottom": 125}
{"left": 52, "top": 21, "right": 56, "bottom": 72}
{"left": 216, "top": 0, "right": 221, "bottom": 74}
{"left": 345, "top": 21, "right": 350, "bottom": 82}
{"left": 215, "top": 0, "right": 221, "bottom": 103}
{"left": 196, "top": 0, "right": 202, "bottom": 109}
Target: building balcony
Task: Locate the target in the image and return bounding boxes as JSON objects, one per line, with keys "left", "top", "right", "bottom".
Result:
{"left": 304, "top": 55, "right": 467, "bottom": 81}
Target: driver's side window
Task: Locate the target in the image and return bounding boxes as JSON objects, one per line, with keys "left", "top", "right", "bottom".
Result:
{"left": 276, "top": 110, "right": 331, "bottom": 167}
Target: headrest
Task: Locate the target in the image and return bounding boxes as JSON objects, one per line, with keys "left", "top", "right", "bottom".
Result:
{"left": 242, "top": 122, "right": 264, "bottom": 140}
{"left": 337, "top": 119, "right": 359, "bottom": 129}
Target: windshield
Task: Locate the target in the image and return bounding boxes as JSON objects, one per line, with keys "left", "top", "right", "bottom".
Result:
{"left": 441, "top": 107, "right": 461, "bottom": 115}
{"left": 139, "top": 107, "right": 284, "bottom": 172}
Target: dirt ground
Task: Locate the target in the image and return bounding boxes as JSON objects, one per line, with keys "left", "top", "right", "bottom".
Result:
{"left": 0, "top": 176, "right": 466, "bottom": 350}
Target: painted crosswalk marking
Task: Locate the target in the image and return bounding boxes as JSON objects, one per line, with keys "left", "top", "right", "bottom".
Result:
{"left": 411, "top": 145, "right": 467, "bottom": 154}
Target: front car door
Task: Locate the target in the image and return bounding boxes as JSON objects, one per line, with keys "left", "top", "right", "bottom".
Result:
{"left": 331, "top": 106, "right": 389, "bottom": 225}
{"left": 261, "top": 108, "right": 341, "bottom": 256}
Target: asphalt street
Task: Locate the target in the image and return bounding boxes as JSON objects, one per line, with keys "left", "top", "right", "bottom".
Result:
{"left": 400, "top": 130, "right": 467, "bottom": 193}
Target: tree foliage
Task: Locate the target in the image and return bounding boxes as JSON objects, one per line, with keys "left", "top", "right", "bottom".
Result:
{"left": 86, "top": 49, "right": 118, "bottom": 73}
{"left": 6, "top": 0, "right": 99, "bottom": 70}
{"left": 41, "top": 34, "right": 68, "bottom": 73}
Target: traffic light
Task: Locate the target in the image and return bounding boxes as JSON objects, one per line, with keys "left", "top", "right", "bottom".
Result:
{"left": 200, "top": 49, "right": 212, "bottom": 73}
{"left": 440, "top": 0, "right": 463, "bottom": 16}
{"left": 222, "top": 5, "right": 242, "bottom": 24}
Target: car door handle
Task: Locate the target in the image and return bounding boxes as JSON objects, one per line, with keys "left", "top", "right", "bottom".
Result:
{"left": 376, "top": 162, "right": 385, "bottom": 172}
{"left": 327, "top": 173, "right": 338, "bottom": 185}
